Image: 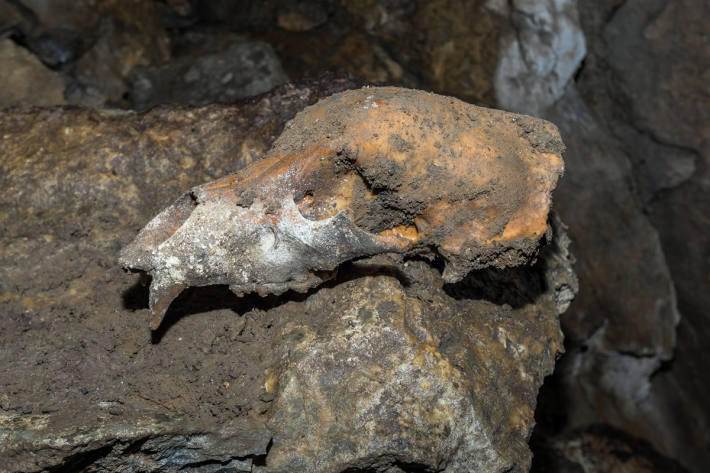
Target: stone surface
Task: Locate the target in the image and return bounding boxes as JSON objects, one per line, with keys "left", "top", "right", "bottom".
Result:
{"left": 531, "top": 425, "right": 690, "bottom": 473}
{"left": 339, "top": 0, "right": 506, "bottom": 106}
{"left": 0, "top": 0, "right": 24, "bottom": 37}
{"left": 19, "top": 0, "right": 167, "bottom": 37}
{"left": 493, "top": 0, "right": 586, "bottom": 114}
{"left": 66, "top": 18, "right": 170, "bottom": 108}
{"left": 15, "top": 0, "right": 168, "bottom": 68}
{"left": 530, "top": 85, "right": 684, "bottom": 466}
{"left": 128, "top": 37, "right": 288, "bottom": 111}
{"left": 0, "top": 39, "right": 66, "bottom": 108}
{"left": 543, "top": 87, "right": 678, "bottom": 359}
{"left": 535, "top": 1, "right": 710, "bottom": 471}
{"left": 576, "top": 0, "right": 707, "bottom": 203}
{"left": 264, "top": 250, "right": 569, "bottom": 472}
{"left": 0, "top": 79, "right": 573, "bottom": 472}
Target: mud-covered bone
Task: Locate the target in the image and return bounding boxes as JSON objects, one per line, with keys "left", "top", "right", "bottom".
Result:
{"left": 120, "top": 87, "right": 565, "bottom": 329}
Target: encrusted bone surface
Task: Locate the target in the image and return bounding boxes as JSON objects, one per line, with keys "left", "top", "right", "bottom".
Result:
{"left": 120, "top": 87, "right": 565, "bottom": 328}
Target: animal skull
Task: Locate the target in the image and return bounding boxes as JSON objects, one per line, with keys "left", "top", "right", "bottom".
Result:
{"left": 120, "top": 87, "right": 565, "bottom": 329}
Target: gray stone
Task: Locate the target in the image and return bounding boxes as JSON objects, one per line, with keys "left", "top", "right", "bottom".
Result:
{"left": 128, "top": 38, "right": 288, "bottom": 110}
{"left": 538, "top": 84, "right": 681, "bottom": 454}
{"left": 565, "top": 1, "right": 710, "bottom": 470}
{"left": 493, "top": 0, "right": 586, "bottom": 114}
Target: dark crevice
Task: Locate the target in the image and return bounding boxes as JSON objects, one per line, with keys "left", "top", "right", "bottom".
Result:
{"left": 443, "top": 255, "right": 547, "bottom": 309}
{"left": 650, "top": 357, "right": 675, "bottom": 381}
{"left": 252, "top": 437, "right": 273, "bottom": 467}
{"left": 122, "top": 436, "right": 151, "bottom": 455}
{"left": 122, "top": 272, "right": 151, "bottom": 310}
{"left": 614, "top": 349, "right": 662, "bottom": 359}
{"left": 46, "top": 445, "right": 114, "bottom": 473}
{"left": 573, "top": 57, "right": 586, "bottom": 83}
{"left": 405, "top": 248, "right": 446, "bottom": 274}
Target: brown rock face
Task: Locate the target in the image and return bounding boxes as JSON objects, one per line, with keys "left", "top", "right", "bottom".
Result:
{"left": 120, "top": 86, "right": 565, "bottom": 329}
{"left": 0, "top": 39, "right": 66, "bottom": 108}
{"left": 0, "top": 79, "right": 574, "bottom": 472}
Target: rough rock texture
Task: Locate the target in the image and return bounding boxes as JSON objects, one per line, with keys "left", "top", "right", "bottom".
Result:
{"left": 483, "top": 7, "right": 683, "bottom": 460}
{"left": 0, "top": 78, "right": 574, "bottom": 472}
{"left": 120, "top": 86, "right": 565, "bottom": 328}
{"left": 543, "top": 85, "right": 678, "bottom": 392}
{"left": 523, "top": 1, "right": 710, "bottom": 471}
{"left": 128, "top": 37, "right": 289, "bottom": 111}
{"left": 66, "top": 18, "right": 170, "bottom": 108}
{"left": 6, "top": 0, "right": 290, "bottom": 110}
{"left": 4, "top": 0, "right": 170, "bottom": 107}
{"left": 0, "top": 39, "right": 65, "bottom": 108}
{"left": 491, "top": 0, "right": 586, "bottom": 114}
{"left": 531, "top": 425, "right": 690, "bottom": 473}
{"left": 263, "top": 239, "right": 572, "bottom": 473}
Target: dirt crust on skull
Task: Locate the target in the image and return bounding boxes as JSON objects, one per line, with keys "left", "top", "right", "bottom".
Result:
{"left": 120, "top": 87, "right": 565, "bottom": 329}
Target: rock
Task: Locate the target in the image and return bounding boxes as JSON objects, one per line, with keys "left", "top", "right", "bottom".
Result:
{"left": 19, "top": 0, "right": 166, "bottom": 38}
{"left": 531, "top": 425, "right": 691, "bottom": 473}
{"left": 2, "top": 415, "right": 271, "bottom": 473}
{"left": 490, "top": 3, "right": 698, "bottom": 465}
{"left": 264, "top": 257, "right": 567, "bottom": 472}
{"left": 0, "top": 39, "right": 66, "bottom": 108}
{"left": 0, "top": 78, "right": 574, "bottom": 471}
{"left": 493, "top": 0, "right": 586, "bottom": 114}
{"left": 334, "top": 0, "right": 582, "bottom": 110}
{"left": 0, "top": 0, "right": 23, "bottom": 37}
{"left": 127, "top": 37, "right": 288, "bottom": 110}
{"left": 66, "top": 18, "right": 170, "bottom": 108}
{"left": 576, "top": 0, "right": 706, "bottom": 203}
{"left": 265, "top": 27, "right": 409, "bottom": 87}
{"left": 277, "top": 1, "right": 329, "bottom": 32}
{"left": 16, "top": 0, "right": 168, "bottom": 68}
{"left": 561, "top": 1, "right": 710, "bottom": 471}
{"left": 599, "top": 0, "right": 709, "bottom": 153}
{"left": 340, "top": 0, "right": 506, "bottom": 106}
{"left": 533, "top": 85, "right": 681, "bottom": 454}
{"left": 13, "top": 0, "right": 171, "bottom": 107}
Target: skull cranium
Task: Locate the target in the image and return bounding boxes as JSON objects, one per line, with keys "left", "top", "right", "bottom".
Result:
{"left": 120, "top": 87, "right": 565, "bottom": 329}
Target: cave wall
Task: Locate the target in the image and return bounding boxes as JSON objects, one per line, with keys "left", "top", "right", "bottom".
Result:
{"left": 1, "top": 0, "right": 707, "bottom": 472}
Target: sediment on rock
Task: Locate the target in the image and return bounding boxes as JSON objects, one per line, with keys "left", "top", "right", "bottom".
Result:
{"left": 0, "top": 80, "right": 574, "bottom": 472}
